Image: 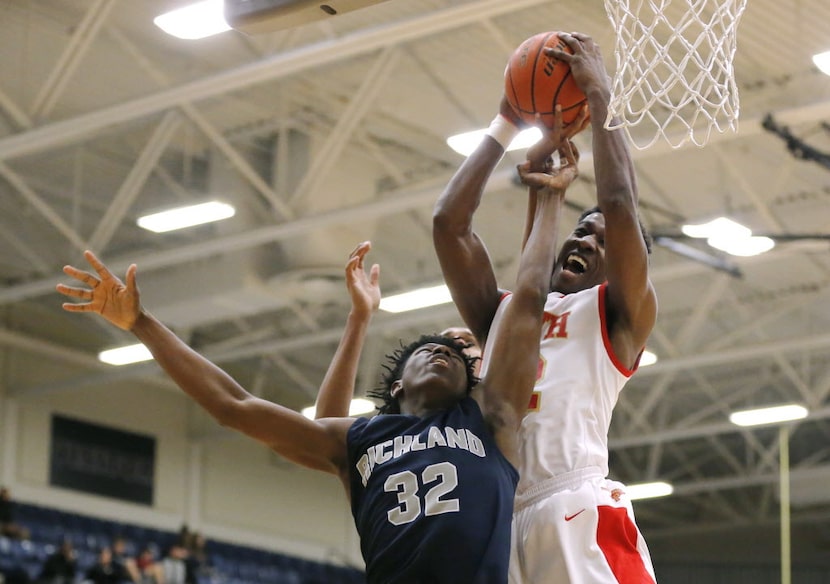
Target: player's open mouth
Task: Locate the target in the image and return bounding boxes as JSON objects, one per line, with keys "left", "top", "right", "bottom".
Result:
{"left": 564, "top": 254, "right": 588, "bottom": 274}
{"left": 430, "top": 355, "right": 450, "bottom": 366}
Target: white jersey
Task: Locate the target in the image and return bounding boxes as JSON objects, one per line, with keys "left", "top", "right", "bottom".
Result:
{"left": 481, "top": 283, "right": 637, "bottom": 496}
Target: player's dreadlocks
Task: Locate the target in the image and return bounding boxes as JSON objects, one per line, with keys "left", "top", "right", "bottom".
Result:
{"left": 367, "top": 334, "right": 480, "bottom": 415}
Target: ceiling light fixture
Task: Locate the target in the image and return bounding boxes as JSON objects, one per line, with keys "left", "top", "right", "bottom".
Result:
{"left": 729, "top": 404, "right": 809, "bottom": 427}
{"left": 379, "top": 284, "right": 453, "bottom": 313}
{"left": 706, "top": 234, "right": 774, "bottom": 257}
{"left": 681, "top": 216, "right": 775, "bottom": 257}
{"left": 154, "top": 0, "right": 231, "bottom": 40}
{"left": 98, "top": 343, "right": 153, "bottom": 366}
{"left": 813, "top": 50, "right": 830, "bottom": 76}
{"left": 137, "top": 201, "right": 235, "bottom": 233}
{"left": 302, "top": 398, "right": 376, "bottom": 419}
{"left": 681, "top": 217, "right": 750, "bottom": 239}
{"left": 447, "top": 126, "right": 543, "bottom": 156}
{"left": 626, "top": 481, "right": 674, "bottom": 500}
{"left": 639, "top": 350, "right": 657, "bottom": 367}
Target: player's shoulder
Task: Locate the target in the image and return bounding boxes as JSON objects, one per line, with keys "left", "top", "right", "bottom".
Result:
{"left": 320, "top": 416, "right": 360, "bottom": 441}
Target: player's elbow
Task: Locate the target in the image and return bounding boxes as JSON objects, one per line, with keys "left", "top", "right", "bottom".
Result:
{"left": 210, "top": 393, "right": 255, "bottom": 430}
{"left": 433, "top": 195, "right": 471, "bottom": 238}
{"left": 432, "top": 205, "right": 456, "bottom": 236}
{"left": 212, "top": 404, "right": 241, "bottom": 430}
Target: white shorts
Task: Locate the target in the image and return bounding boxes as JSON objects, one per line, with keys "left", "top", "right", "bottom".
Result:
{"left": 509, "top": 469, "right": 657, "bottom": 584}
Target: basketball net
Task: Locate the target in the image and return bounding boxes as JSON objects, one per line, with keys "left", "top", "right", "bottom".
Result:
{"left": 604, "top": 0, "right": 748, "bottom": 150}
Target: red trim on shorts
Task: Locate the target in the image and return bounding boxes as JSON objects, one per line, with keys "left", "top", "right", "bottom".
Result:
{"left": 597, "top": 283, "right": 639, "bottom": 378}
{"left": 596, "top": 506, "right": 655, "bottom": 584}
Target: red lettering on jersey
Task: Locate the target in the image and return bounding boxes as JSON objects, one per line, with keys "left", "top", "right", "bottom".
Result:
{"left": 527, "top": 391, "right": 541, "bottom": 412}
{"left": 536, "top": 355, "right": 547, "bottom": 382}
{"left": 542, "top": 310, "right": 571, "bottom": 339}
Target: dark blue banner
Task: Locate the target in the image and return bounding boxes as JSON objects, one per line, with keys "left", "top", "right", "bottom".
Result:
{"left": 50, "top": 415, "right": 155, "bottom": 505}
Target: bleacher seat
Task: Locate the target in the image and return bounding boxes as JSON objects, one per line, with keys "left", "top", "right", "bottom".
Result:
{"left": 3, "top": 501, "right": 366, "bottom": 584}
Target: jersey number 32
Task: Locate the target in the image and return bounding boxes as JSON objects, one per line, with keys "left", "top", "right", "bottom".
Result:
{"left": 384, "top": 462, "right": 460, "bottom": 525}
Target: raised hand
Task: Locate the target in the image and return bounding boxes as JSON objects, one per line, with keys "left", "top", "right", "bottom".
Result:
{"left": 56, "top": 250, "right": 141, "bottom": 331}
{"left": 525, "top": 105, "right": 588, "bottom": 172}
{"left": 546, "top": 32, "right": 611, "bottom": 98}
{"left": 518, "top": 138, "right": 580, "bottom": 196}
{"left": 345, "top": 241, "right": 380, "bottom": 319}
{"left": 564, "top": 103, "right": 591, "bottom": 140}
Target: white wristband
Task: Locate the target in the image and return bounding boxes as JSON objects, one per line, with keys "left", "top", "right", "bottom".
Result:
{"left": 485, "top": 114, "right": 520, "bottom": 151}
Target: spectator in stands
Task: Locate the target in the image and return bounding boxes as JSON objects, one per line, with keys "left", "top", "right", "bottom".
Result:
{"left": 38, "top": 539, "right": 76, "bottom": 584}
{"left": 161, "top": 544, "right": 188, "bottom": 584}
{"left": 83, "top": 546, "right": 129, "bottom": 584}
{"left": 184, "top": 532, "right": 210, "bottom": 584}
{"left": 175, "top": 524, "right": 191, "bottom": 549}
{"left": 134, "top": 546, "right": 162, "bottom": 584}
{"left": 111, "top": 536, "right": 139, "bottom": 583}
{"left": 2, "top": 565, "right": 31, "bottom": 584}
{"left": 0, "top": 487, "right": 30, "bottom": 540}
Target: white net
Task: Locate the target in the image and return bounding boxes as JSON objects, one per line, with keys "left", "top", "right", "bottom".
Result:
{"left": 604, "top": 0, "right": 748, "bottom": 149}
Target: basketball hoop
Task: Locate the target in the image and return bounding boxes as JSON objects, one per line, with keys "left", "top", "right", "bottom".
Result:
{"left": 604, "top": 0, "right": 748, "bottom": 150}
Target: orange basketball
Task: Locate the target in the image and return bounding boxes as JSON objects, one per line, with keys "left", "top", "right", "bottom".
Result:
{"left": 504, "top": 32, "right": 588, "bottom": 128}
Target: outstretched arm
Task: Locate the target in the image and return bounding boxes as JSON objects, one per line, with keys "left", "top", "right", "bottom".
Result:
{"left": 520, "top": 108, "right": 590, "bottom": 251}
{"left": 56, "top": 251, "right": 352, "bottom": 477}
{"left": 314, "top": 241, "right": 380, "bottom": 419}
{"left": 477, "top": 137, "right": 580, "bottom": 467}
{"left": 550, "top": 33, "right": 656, "bottom": 368}
{"left": 432, "top": 99, "right": 525, "bottom": 345}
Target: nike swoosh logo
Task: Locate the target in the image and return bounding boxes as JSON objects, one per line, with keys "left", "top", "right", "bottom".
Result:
{"left": 564, "top": 509, "right": 586, "bottom": 522}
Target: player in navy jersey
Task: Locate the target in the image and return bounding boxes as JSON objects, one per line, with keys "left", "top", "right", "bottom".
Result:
{"left": 57, "top": 117, "right": 577, "bottom": 584}
{"left": 346, "top": 333, "right": 515, "bottom": 583}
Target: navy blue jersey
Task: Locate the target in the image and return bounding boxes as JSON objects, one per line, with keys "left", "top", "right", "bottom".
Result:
{"left": 347, "top": 396, "right": 519, "bottom": 584}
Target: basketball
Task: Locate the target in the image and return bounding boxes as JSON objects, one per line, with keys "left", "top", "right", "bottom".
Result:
{"left": 504, "top": 32, "right": 588, "bottom": 128}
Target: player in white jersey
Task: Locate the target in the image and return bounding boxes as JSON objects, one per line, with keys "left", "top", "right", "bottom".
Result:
{"left": 433, "top": 31, "right": 658, "bottom": 584}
